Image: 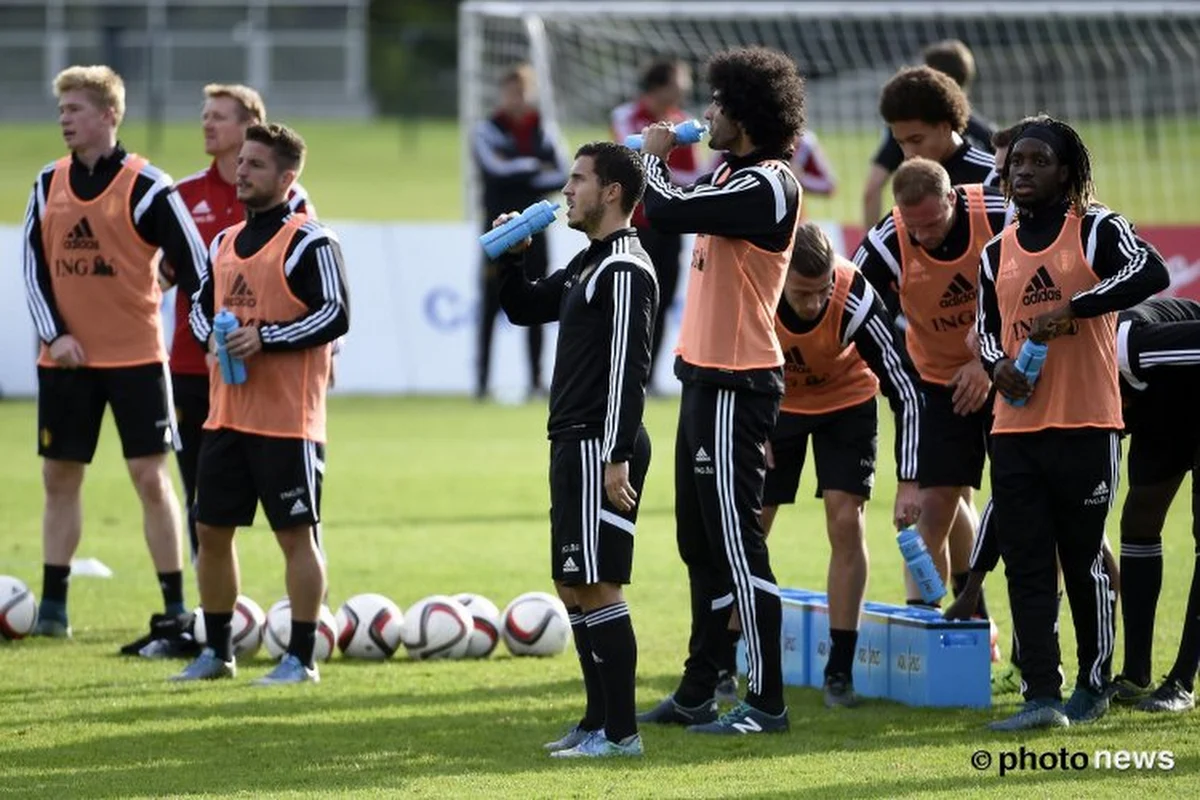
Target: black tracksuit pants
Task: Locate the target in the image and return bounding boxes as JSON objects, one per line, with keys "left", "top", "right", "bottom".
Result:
{"left": 674, "top": 380, "right": 785, "bottom": 714}
{"left": 991, "top": 428, "right": 1120, "bottom": 700}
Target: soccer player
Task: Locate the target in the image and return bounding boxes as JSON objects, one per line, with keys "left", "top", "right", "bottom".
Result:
{"left": 173, "top": 123, "right": 349, "bottom": 684}
{"left": 494, "top": 141, "right": 657, "bottom": 758}
{"left": 21, "top": 65, "right": 208, "bottom": 639}
{"left": 635, "top": 46, "right": 805, "bottom": 735}
{"left": 611, "top": 59, "right": 703, "bottom": 388}
{"left": 1107, "top": 298, "right": 1200, "bottom": 711}
{"left": 976, "top": 115, "right": 1168, "bottom": 730}
{"left": 473, "top": 64, "right": 568, "bottom": 401}
{"left": 861, "top": 40, "right": 996, "bottom": 227}
{"left": 750, "top": 222, "right": 923, "bottom": 707}
{"left": 854, "top": 159, "right": 1010, "bottom": 618}
{"left": 165, "top": 83, "right": 314, "bottom": 565}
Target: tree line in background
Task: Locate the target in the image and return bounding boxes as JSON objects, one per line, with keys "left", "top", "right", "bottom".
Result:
{"left": 369, "top": 0, "right": 459, "bottom": 117}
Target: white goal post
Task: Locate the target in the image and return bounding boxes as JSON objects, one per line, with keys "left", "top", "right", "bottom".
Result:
{"left": 459, "top": 0, "right": 1200, "bottom": 227}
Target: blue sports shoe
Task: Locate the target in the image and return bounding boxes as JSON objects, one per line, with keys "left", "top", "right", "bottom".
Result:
{"left": 170, "top": 648, "right": 235, "bottom": 681}
{"left": 687, "top": 701, "right": 789, "bottom": 735}
{"left": 550, "top": 731, "right": 643, "bottom": 758}
{"left": 254, "top": 654, "right": 319, "bottom": 686}
{"left": 32, "top": 617, "right": 71, "bottom": 639}
{"left": 988, "top": 698, "right": 1069, "bottom": 731}
{"left": 544, "top": 724, "right": 594, "bottom": 751}
{"left": 1064, "top": 685, "right": 1109, "bottom": 724}
{"left": 637, "top": 694, "right": 718, "bottom": 725}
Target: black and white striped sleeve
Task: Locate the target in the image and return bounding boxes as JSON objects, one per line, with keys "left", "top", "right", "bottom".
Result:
{"left": 132, "top": 163, "right": 209, "bottom": 294}
{"left": 841, "top": 273, "right": 921, "bottom": 482}
{"left": 976, "top": 235, "right": 1008, "bottom": 377}
{"left": 589, "top": 256, "right": 658, "bottom": 463}
{"left": 852, "top": 214, "right": 903, "bottom": 318}
{"left": 22, "top": 168, "right": 66, "bottom": 343}
{"left": 1118, "top": 318, "right": 1200, "bottom": 389}
{"left": 640, "top": 154, "right": 799, "bottom": 241}
{"left": 259, "top": 223, "right": 350, "bottom": 351}
{"left": 1071, "top": 210, "right": 1170, "bottom": 318}
{"left": 188, "top": 232, "right": 223, "bottom": 347}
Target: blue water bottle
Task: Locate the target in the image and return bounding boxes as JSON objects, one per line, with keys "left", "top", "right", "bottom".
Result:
{"left": 897, "top": 527, "right": 947, "bottom": 605}
{"left": 479, "top": 200, "right": 560, "bottom": 259}
{"left": 1006, "top": 339, "right": 1048, "bottom": 408}
{"left": 624, "top": 119, "right": 709, "bottom": 151}
{"left": 213, "top": 308, "right": 247, "bottom": 386}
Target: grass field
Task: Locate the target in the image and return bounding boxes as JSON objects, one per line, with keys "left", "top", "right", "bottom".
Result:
{"left": 4, "top": 117, "right": 1200, "bottom": 226}
{"left": 1, "top": 397, "right": 1198, "bottom": 797}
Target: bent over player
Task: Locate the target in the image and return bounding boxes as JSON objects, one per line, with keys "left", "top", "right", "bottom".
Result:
{"left": 497, "top": 141, "right": 657, "bottom": 758}
{"left": 732, "top": 222, "right": 922, "bottom": 708}
{"left": 174, "top": 123, "right": 349, "bottom": 685}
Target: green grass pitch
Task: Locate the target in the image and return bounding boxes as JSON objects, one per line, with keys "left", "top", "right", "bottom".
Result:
{"left": 3, "top": 117, "right": 1199, "bottom": 225}
{"left": 1, "top": 397, "right": 1198, "bottom": 797}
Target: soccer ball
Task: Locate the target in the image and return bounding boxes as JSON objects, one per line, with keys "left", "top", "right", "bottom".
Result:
{"left": 454, "top": 593, "right": 501, "bottom": 658}
{"left": 501, "top": 591, "right": 571, "bottom": 657}
{"left": 400, "top": 595, "right": 472, "bottom": 660}
{"left": 263, "top": 598, "right": 339, "bottom": 662}
{"left": 191, "top": 595, "right": 266, "bottom": 658}
{"left": 336, "top": 593, "right": 404, "bottom": 660}
{"left": 0, "top": 576, "right": 37, "bottom": 641}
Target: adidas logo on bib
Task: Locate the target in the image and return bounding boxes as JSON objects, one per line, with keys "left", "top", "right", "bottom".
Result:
{"left": 939, "top": 273, "right": 977, "bottom": 307}
{"left": 1022, "top": 266, "right": 1062, "bottom": 306}
{"left": 63, "top": 217, "right": 100, "bottom": 250}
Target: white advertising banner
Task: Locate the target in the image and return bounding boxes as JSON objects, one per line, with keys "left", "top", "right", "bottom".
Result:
{"left": 0, "top": 223, "right": 698, "bottom": 399}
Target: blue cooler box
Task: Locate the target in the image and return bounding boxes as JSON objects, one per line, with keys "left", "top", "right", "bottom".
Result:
{"left": 738, "top": 589, "right": 823, "bottom": 687}
{"left": 809, "top": 600, "right": 891, "bottom": 698}
{"left": 887, "top": 606, "right": 991, "bottom": 708}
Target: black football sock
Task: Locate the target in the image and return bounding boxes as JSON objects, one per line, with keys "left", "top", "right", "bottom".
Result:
{"left": 1119, "top": 538, "right": 1163, "bottom": 685}
{"left": 204, "top": 611, "right": 234, "bottom": 662}
{"left": 1167, "top": 548, "right": 1200, "bottom": 693}
{"left": 585, "top": 602, "right": 638, "bottom": 743}
{"left": 40, "top": 564, "right": 71, "bottom": 620}
{"left": 825, "top": 628, "right": 858, "bottom": 680}
{"left": 568, "top": 607, "right": 604, "bottom": 731}
{"left": 158, "top": 570, "right": 186, "bottom": 616}
{"left": 287, "top": 621, "right": 317, "bottom": 669}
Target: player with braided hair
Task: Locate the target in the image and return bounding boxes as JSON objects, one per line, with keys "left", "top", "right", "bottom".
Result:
{"left": 976, "top": 114, "right": 1169, "bottom": 730}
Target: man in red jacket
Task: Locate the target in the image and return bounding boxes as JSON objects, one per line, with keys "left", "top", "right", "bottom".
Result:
{"left": 610, "top": 59, "right": 703, "bottom": 390}
{"left": 165, "top": 84, "right": 313, "bottom": 562}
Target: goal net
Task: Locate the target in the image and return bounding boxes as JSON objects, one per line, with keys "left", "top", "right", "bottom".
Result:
{"left": 459, "top": 1, "right": 1200, "bottom": 227}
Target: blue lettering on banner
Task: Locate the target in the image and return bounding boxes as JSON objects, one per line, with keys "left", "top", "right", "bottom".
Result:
{"left": 424, "top": 287, "right": 476, "bottom": 332}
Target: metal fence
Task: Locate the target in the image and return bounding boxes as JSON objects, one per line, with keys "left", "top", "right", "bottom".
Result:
{"left": 0, "top": 0, "right": 371, "bottom": 121}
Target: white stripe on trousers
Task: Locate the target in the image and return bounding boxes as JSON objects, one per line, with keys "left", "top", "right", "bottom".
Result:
{"left": 160, "top": 362, "right": 182, "bottom": 452}
{"left": 303, "top": 440, "right": 326, "bottom": 563}
{"left": 579, "top": 439, "right": 602, "bottom": 585}
{"left": 1087, "top": 432, "right": 1120, "bottom": 689}
{"left": 714, "top": 389, "right": 764, "bottom": 695}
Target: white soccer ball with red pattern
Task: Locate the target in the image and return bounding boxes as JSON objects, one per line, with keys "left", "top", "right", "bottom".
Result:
{"left": 501, "top": 591, "right": 571, "bottom": 657}
{"left": 454, "top": 593, "right": 501, "bottom": 658}
{"left": 192, "top": 595, "right": 266, "bottom": 658}
{"left": 400, "top": 595, "right": 472, "bottom": 660}
{"left": 336, "top": 593, "right": 404, "bottom": 660}
{"left": 263, "top": 598, "right": 339, "bottom": 662}
{"left": 0, "top": 576, "right": 37, "bottom": 641}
